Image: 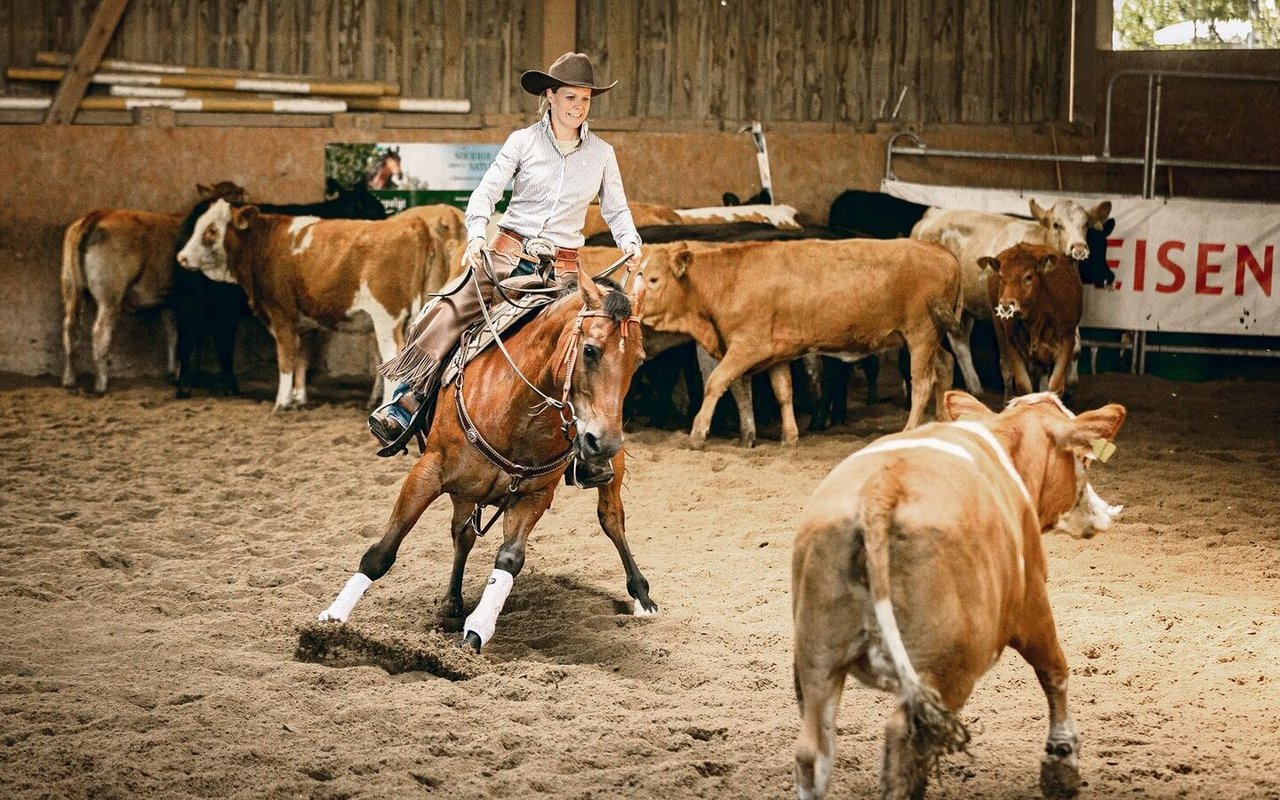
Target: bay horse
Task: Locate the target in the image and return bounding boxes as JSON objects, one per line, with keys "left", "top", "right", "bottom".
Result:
{"left": 365, "top": 149, "right": 402, "bottom": 190}
{"left": 319, "top": 268, "right": 657, "bottom": 652}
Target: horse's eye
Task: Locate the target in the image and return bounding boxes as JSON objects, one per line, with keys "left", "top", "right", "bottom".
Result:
{"left": 583, "top": 343, "right": 602, "bottom": 363}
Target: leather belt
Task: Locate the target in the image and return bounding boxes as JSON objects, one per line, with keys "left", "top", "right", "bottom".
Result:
{"left": 494, "top": 228, "right": 579, "bottom": 275}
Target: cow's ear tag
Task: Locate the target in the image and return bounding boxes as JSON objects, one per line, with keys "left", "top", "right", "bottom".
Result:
{"left": 1090, "top": 438, "right": 1117, "bottom": 463}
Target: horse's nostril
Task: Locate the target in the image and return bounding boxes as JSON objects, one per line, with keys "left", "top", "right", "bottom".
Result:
{"left": 582, "top": 431, "right": 600, "bottom": 455}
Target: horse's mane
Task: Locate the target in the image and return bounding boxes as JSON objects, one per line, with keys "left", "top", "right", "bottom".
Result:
{"left": 554, "top": 275, "right": 632, "bottom": 322}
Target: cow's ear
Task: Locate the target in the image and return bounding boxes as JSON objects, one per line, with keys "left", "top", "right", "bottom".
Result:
{"left": 1029, "top": 199, "right": 1049, "bottom": 225}
{"left": 196, "top": 183, "right": 213, "bottom": 198}
{"left": 1102, "top": 217, "right": 1117, "bottom": 236}
{"left": 942, "top": 390, "right": 993, "bottom": 422}
{"left": 1088, "top": 201, "right": 1113, "bottom": 230}
{"left": 978, "top": 256, "right": 1000, "bottom": 274}
{"left": 231, "top": 205, "right": 259, "bottom": 230}
{"left": 672, "top": 246, "right": 693, "bottom": 279}
{"left": 1053, "top": 403, "right": 1127, "bottom": 458}
{"left": 1039, "top": 255, "right": 1058, "bottom": 274}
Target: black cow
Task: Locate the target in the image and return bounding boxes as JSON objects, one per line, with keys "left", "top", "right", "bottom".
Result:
{"left": 170, "top": 180, "right": 388, "bottom": 398}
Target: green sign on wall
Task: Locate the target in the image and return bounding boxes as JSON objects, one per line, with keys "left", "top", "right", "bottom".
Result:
{"left": 324, "top": 143, "right": 511, "bottom": 216}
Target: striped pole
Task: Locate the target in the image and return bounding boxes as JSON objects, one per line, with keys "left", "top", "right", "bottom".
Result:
{"left": 344, "top": 96, "right": 471, "bottom": 114}
{"left": 1, "top": 95, "right": 346, "bottom": 114}
{"left": 108, "top": 86, "right": 473, "bottom": 115}
{"left": 8, "top": 66, "right": 387, "bottom": 98}
{"left": 35, "top": 51, "right": 399, "bottom": 95}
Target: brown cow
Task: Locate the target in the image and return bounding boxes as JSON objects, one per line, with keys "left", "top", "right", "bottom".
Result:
{"left": 981, "top": 243, "right": 1083, "bottom": 399}
{"left": 582, "top": 201, "right": 682, "bottom": 238}
{"left": 792, "top": 390, "right": 1126, "bottom": 800}
{"left": 60, "top": 182, "right": 245, "bottom": 394}
{"left": 634, "top": 239, "right": 963, "bottom": 446}
{"left": 176, "top": 199, "right": 461, "bottom": 409}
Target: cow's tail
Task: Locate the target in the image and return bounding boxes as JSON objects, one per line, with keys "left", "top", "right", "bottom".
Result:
{"left": 859, "top": 471, "right": 970, "bottom": 755}
{"left": 61, "top": 210, "right": 108, "bottom": 322}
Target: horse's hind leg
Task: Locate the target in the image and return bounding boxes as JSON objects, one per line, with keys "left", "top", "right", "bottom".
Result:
{"left": 440, "top": 497, "right": 477, "bottom": 631}
{"left": 461, "top": 488, "right": 555, "bottom": 652}
{"left": 596, "top": 451, "right": 658, "bottom": 616}
{"left": 318, "top": 453, "right": 443, "bottom": 623}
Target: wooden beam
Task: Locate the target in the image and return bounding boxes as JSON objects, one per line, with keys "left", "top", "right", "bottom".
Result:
{"left": 542, "top": 0, "right": 577, "bottom": 67}
{"left": 45, "top": 0, "right": 131, "bottom": 125}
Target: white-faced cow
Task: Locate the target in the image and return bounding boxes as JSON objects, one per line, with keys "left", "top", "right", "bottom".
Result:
{"left": 981, "top": 243, "right": 1084, "bottom": 399}
{"left": 634, "top": 238, "right": 963, "bottom": 446}
{"left": 60, "top": 182, "right": 247, "bottom": 394}
{"left": 176, "top": 199, "right": 461, "bottom": 409}
{"left": 792, "top": 390, "right": 1126, "bottom": 800}
{"left": 911, "top": 198, "right": 1111, "bottom": 394}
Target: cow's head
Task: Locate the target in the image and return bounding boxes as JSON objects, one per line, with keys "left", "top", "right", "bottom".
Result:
{"left": 943, "top": 390, "right": 1126, "bottom": 539}
{"left": 176, "top": 199, "right": 259, "bottom": 284}
{"left": 195, "top": 181, "right": 247, "bottom": 205}
{"left": 1029, "top": 198, "right": 1112, "bottom": 261}
{"left": 637, "top": 243, "right": 696, "bottom": 330}
{"left": 979, "top": 243, "right": 1066, "bottom": 321}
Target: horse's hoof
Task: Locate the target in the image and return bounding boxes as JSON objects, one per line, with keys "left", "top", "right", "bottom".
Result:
{"left": 458, "top": 632, "right": 482, "bottom": 653}
{"left": 1040, "top": 752, "right": 1081, "bottom": 799}
{"left": 633, "top": 598, "right": 660, "bottom": 617}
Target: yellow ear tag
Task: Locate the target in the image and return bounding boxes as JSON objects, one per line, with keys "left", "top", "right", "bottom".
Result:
{"left": 1090, "top": 438, "right": 1117, "bottom": 463}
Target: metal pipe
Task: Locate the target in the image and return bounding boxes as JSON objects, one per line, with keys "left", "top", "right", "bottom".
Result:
{"left": 1104, "top": 68, "right": 1280, "bottom": 159}
{"left": 1141, "top": 343, "right": 1277, "bottom": 358}
{"left": 1142, "top": 75, "right": 1155, "bottom": 198}
{"left": 1150, "top": 76, "right": 1163, "bottom": 197}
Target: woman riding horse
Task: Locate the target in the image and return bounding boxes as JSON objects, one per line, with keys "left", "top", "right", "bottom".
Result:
{"left": 370, "top": 52, "right": 643, "bottom": 491}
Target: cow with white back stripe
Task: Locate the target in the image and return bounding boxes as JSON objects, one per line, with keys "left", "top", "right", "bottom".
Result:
{"left": 176, "top": 199, "right": 461, "bottom": 409}
{"left": 792, "top": 390, "right": 1125, "bottom": 799}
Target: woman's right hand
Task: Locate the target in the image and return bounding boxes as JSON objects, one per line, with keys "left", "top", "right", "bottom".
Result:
{"left": 462, "top": 237, "right": 485, "bottom": 268}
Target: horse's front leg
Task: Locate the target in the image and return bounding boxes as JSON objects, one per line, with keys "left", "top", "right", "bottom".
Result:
{"left": 318, "top": 453, "right": 444, "bottom": 622}
{"left": 596, "top": 451, "right": 659, "bottom": 616}
{"left": 441, "top": 497, "right": 478, "bottom": 631}
{"left": 460, "top": 488, "right": 555, "bottom": 652}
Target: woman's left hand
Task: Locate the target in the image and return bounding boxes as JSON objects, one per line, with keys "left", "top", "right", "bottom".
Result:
{"left": 623, "top": 242, "right": 642, "bottom": 265}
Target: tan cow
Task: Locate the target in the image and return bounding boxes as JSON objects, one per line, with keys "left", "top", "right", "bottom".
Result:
{"left": 176, "top": 200, "right": 461, "bottom": 409}
{"left": 60, "top": 182, "right": 245, "bottom": 394}
{"left": 634, "top": 239, "right": 963, "bottom": 446}
{"left": 982, "top": 243, "right": 1084, "bottom": 399}
{"left": 911, "top": 198, "right": 1111, "bottom": 394}
{"left": 582, "top": 201, "right": 682, "bottom": 237}
{"left": 792, "top": 390, "right": 1126, "bottom": 800}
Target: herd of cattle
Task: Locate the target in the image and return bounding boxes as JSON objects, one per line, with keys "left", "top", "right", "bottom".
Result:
{"left": 56, "top": 178, "right": 1128, "bottom": 798}
{"left": 61, "top": 180, "right": 1115, "bottom": 444}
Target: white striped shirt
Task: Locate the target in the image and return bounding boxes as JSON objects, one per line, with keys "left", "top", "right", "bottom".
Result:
{"left": 464, "top": 113, "right": 641, "bottom": 251}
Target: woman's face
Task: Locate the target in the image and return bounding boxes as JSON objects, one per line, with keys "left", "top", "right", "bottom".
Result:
{"left": 546, "top": 86, "right": 592, "bottom": 135}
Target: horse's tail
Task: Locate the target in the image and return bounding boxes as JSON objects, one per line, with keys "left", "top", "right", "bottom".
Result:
{"left": 859, "top": 469, "right": 970, "bottom": 755}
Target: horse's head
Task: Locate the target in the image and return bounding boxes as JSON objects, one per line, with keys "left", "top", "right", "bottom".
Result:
{"left": 560, "top": 274, "right": 646, "bottom": 465}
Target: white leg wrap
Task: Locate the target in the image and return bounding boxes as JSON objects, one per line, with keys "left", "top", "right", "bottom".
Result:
{"left": 318, "top": 573, "right": 373, "bottom": 623}
{"left": 274, "top": 372, "right": 293, "bottom": 408}
{"left": 463, "top": 569, "right": 514, "bottom": 648}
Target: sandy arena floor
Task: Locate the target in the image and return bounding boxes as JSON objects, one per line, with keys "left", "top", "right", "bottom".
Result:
{"left": 1, "top": 371, "right": 1277, "bottom": 799}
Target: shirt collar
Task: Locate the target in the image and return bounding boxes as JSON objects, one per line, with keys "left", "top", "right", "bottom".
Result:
{"left": 539, "top": 111, "right": 591, "bottom": 145}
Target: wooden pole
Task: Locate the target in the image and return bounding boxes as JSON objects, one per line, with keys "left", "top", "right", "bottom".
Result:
{"left": 6, "top": 95, "right": 347, "bottom": 114}
{"left": 11, "top": 66, "right": 388, "bottom": 97}
{"left": 46, "top": 0, "right": 131, "bottom": 124}
{"left": 36, "top": 51, "right": 400, "bottom": 95}
{"left": 107, "top": 85, "right": 472, "bottom": 114}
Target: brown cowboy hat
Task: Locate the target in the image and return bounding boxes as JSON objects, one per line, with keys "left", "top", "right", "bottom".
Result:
{"left": 520, "top": 52, "right": 617, "bottom": 96}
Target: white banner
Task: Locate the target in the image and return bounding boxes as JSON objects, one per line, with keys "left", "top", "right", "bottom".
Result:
{"left": 882, "top": 180, "right": 1280, "bottom": 336}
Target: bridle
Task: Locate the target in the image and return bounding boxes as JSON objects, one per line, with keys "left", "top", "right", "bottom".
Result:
{"left": 452, "top": 249, "right": 640, "bottom": 534}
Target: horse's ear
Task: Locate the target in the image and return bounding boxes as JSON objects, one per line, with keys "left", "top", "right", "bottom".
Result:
{"left": 578, "top": 271, "right": 604, "bottom": 310}
{"left": 627, "top": 269, "right": 646, "bottom": 317}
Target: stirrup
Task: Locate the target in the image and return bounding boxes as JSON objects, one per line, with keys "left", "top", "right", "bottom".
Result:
{"left": 372, "top": 393, "right": 435, "bottom": 457}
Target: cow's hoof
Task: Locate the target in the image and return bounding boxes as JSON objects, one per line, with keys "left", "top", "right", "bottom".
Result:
{"left": 1039, "top": 753, "right": 1081, "bottom": 799}
{"left": 781, "top": 437, "right": 799, "bottom": 449}
{"left": 688, "top": 433, "right": 708, "bottom": 450}
{"left": 458, "top": 632, "right": 482, "bottom": 653}
{"left": 175, "top": 388, "right": 192, "bottom": 399}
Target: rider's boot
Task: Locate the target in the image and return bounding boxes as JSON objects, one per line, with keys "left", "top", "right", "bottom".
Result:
{"left": 369, "top": 382, "right": 434, "bottom": 457}
{"left": 565, "top": 457, "right": 615, "bottom": 489}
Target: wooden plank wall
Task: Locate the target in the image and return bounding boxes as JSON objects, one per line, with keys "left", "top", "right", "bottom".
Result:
{"left": 0, "top": 0, "right": 1070, "bottom": 125}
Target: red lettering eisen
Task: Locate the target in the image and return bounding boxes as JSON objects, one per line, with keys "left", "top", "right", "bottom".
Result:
{"left": 1235, "top": 244, "right": 1273, "bottom": 297}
